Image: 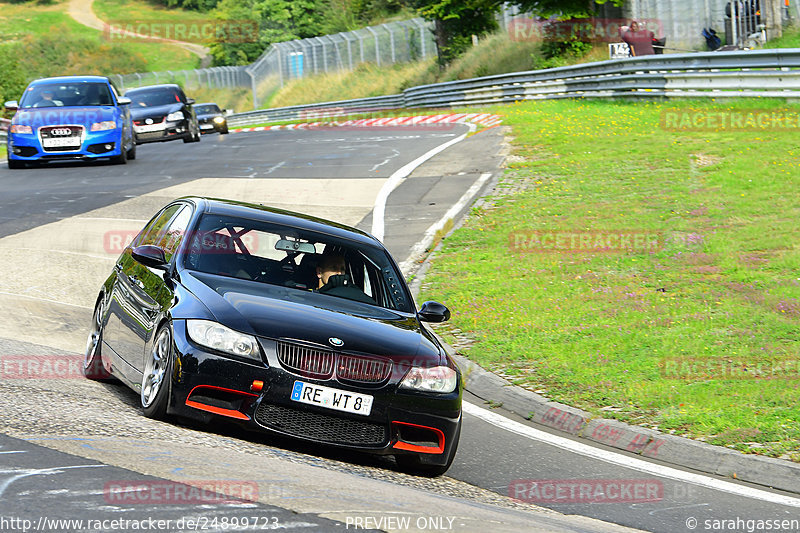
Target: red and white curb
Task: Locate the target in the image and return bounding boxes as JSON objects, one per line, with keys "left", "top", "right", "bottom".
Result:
{"left": 230, "top": 113, "right": 502, "bottom": 133}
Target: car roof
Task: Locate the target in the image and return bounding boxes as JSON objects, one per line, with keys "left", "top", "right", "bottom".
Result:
{"left": 184, "top": 197, "right": 382, "bottom": 248}
{"left": 125, "top": 84, "right": 182, "bottom": 93}
{"left": 29, "top": 76, "right": 111, "bottom": 85}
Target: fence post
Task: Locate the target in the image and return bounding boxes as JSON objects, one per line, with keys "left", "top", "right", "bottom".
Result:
{"left": 383, "top": 24, "right": 396, "bottom": 64}
{"left": 366, "top": 26, "right": 380, "bottom": 66}
{"left": 413, "top": 19, "right": 427, "bottom": 59}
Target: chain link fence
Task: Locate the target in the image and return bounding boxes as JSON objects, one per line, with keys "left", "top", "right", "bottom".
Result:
{"left": 111, "top": 18, "right": 434, "bottom": 111}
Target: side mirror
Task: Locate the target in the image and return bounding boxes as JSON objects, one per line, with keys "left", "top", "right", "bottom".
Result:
{"left": 418, "top": 301, "right": 450, "bottom": 323}
{"left": 132, "top": 245, "right": 167, "bottom": 269}
{"left": 117, "top": 96, "right": 131, "bottom": 106}
{"left": 4, "top": 101, "right": 18, "bottom": 111}
{"left": 186, "top": 97, "right": 195, "bottom": 105}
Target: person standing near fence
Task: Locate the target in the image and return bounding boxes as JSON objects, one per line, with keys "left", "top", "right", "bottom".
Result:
{"left": 621, "top": 21, "right": 655, "bottom": 56}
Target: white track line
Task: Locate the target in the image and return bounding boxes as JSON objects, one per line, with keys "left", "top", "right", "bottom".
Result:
{"left": 399, "top": 172, "right": 492, "bottom": 275}
{"left": 371, "top": 124, "right": 476, "bottom": 242}
{"left": 463, "top": 401, "right": 800, "bottom": 508}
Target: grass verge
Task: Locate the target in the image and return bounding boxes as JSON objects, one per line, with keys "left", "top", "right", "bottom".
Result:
{"left": 0, "top": 0, "right": 197, "bottom": 75}
{"left": 419, "top": 98, "right": 800, "bottom": 461}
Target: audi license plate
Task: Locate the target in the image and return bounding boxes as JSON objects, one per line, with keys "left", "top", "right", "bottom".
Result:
{"left": 42, "top": 137, "right": 81, "bottom": 148}
{"left": 134, "top": 123, "right": 165, "bottom": 133}
{"left": 290, "top": 381, "right": 373, "bottom": 416}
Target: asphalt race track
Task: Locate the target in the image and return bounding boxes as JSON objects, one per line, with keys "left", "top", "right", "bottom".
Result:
{"left": 1, "top": 126, "right": 799, "bottom": 533}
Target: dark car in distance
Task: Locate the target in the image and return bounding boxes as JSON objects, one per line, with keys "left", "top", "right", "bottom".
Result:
{"left": 194, "top": 103, "right": 228, "bottom": 134}
{"left": 84, "top": 198, "right": 462, "bottom": 476}
{"left": 125, "top": 84, "right": 200, "bottom": 144}
{"left": 5, "top": 76, "right": 136, "bottom": 168}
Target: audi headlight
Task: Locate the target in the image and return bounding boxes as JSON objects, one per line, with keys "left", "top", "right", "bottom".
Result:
{"left": 213, "top": 116, "right": 225, "bottom": 124}
{"left": 10, "top": 125, "right": 32, "bottom": 134}
{"left": 167, "top": 111, "right": 185, "bottom": 122}
{"left": 186, "top": 320, "right": 259, "bottom": 360}
{"left": 399, "top": 366, "right": 458, "bottom": 393}
{"left": 91, "top": 121, "right": 117, "bottom": 131}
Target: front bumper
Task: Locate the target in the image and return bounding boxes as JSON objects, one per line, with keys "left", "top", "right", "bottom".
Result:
{"left": 133, "top": 119, "right": 192, "bottom": 143}
{"left": 198, "top": 118, "right": 227, "bottom": 134}
{"left": 7, "top": 130, "right": 124, "bottom": 162}
{"left": 166, "top": 320, "right": 462, "bottom": 465}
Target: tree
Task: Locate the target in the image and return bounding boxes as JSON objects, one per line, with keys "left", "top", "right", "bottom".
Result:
{"left": 413, "top": 0, "right": 625, "bottom": 68}
{"left": 411, "top": 0, "right": 500, "bottom": 67}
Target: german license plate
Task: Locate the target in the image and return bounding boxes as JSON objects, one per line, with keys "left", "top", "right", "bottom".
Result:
{"left": 290, "top": 381, "right": 373, "bottom": 416}
{"left": 134, "top": 123, "right": 165, "bottom": 133}
{"left": 42, "top": 137, "right": 80, "bottom": 148}
{"left": 200, "top": 124, "right": 213, "bottom": 129}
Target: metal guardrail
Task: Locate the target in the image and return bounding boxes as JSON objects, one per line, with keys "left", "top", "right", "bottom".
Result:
{"left": 227, "top": 49, "right": 800, "bottom": 126}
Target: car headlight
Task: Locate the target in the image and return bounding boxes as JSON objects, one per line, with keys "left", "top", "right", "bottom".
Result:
{"left": 399, "top": 366, "right": 458, "bottom": 393}
{"left": 167, "top": 111, "right": 185, "bottom": 122}
{"left": 213, "top": 116, "right": 225, "bottom": 124}
{"left": 10, "top": 125, "right": 32, "bottom": 134}
{"left": 186, "top": 319, "right": 260, "bottom": 360}
{"left": 90, "top": 121, "right": 117, "bottom": 131}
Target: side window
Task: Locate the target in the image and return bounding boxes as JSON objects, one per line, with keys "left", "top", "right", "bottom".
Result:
{"left": 158, "top": 205, "right": 193, "bottom": 262}
{"left": 135, "top": 205, "right": 183, "bottom": 249}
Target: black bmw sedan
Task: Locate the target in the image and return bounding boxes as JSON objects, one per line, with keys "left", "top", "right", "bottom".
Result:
{"left": 125, "top": 84, "right": 200, "bottom": 144}
{"left": 84, "top": 197, "right": 462, "bottom": 476}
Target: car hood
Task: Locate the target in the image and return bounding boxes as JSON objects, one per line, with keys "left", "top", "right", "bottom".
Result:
{"left": 180, "top": 271, "right": 442, "bottom": 363}
{"left": 130, "top": 103, "right": 183, "bottom": 120}
{"left": 12, "top": 106, "right": 120, "bottom": 127}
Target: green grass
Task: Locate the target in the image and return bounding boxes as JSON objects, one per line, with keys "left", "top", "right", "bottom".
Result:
{"left": 420, "top": 98, "right": 800, "bottom": 461}
{"left": 267, "top": 61, "right": 436, "bottom": 108}
{"left": 766, "top": 24, "right": 800, "bottom": 48}
{"left": 0, "top": 0, "right": 198, "bottom": 74}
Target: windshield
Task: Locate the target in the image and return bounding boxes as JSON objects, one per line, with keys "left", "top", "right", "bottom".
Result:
{"left": 127, "top": 88, "right": 184, "bottom": 107}
{"left": 19, "top": 82, "right": 114, "bottom": 108}
{"left": 182, "top": 214, "right": 413, "bottom": 313}
{"left": 195, "top": 104, "right": 220, "bottom": 114}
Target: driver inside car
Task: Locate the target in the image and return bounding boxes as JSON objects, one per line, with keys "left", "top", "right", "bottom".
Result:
{"left": 314, "top": 252, "right": 375, "bottom": 304}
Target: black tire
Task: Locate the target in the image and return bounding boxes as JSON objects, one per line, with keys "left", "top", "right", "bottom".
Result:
{"left": 141, "top": 325, "right": 173, "bottom": 419}
{"left": 83, "top": 298, "right": 113, "bottom": 380}
{"left": 395, "top": 418, "right": 461, "bottom": 477}
{"left": 112, "top": 144, "right": 127, "bottom": 164}
{"left": 220, "top": 127, "right": 229, "bottom": 135}
{"left": 126, "top": 142, "right": 136, "bottom": 160}
{"left": 7, "top": 158, "right": 24, "bottom": 170}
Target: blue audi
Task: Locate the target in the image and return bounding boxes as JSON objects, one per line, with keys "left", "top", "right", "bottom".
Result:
{"left": 5, "top": 76, "right": 136, "bottom": 169}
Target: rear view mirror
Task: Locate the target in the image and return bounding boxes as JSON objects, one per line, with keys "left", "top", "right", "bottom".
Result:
{"left": 275, "top": 239, "right": 316, "bottom": 254}
{"left": 418, "top": 301, "right": 450, "bottom": 323}
{"left": 132, "top": 245, "right": 167, "bottom": 269}
{"left": 4, "top": 101, "right": 18, "bottom": 111}
{"left": 117, "top": 96, "right": 131, "bottom": 106}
